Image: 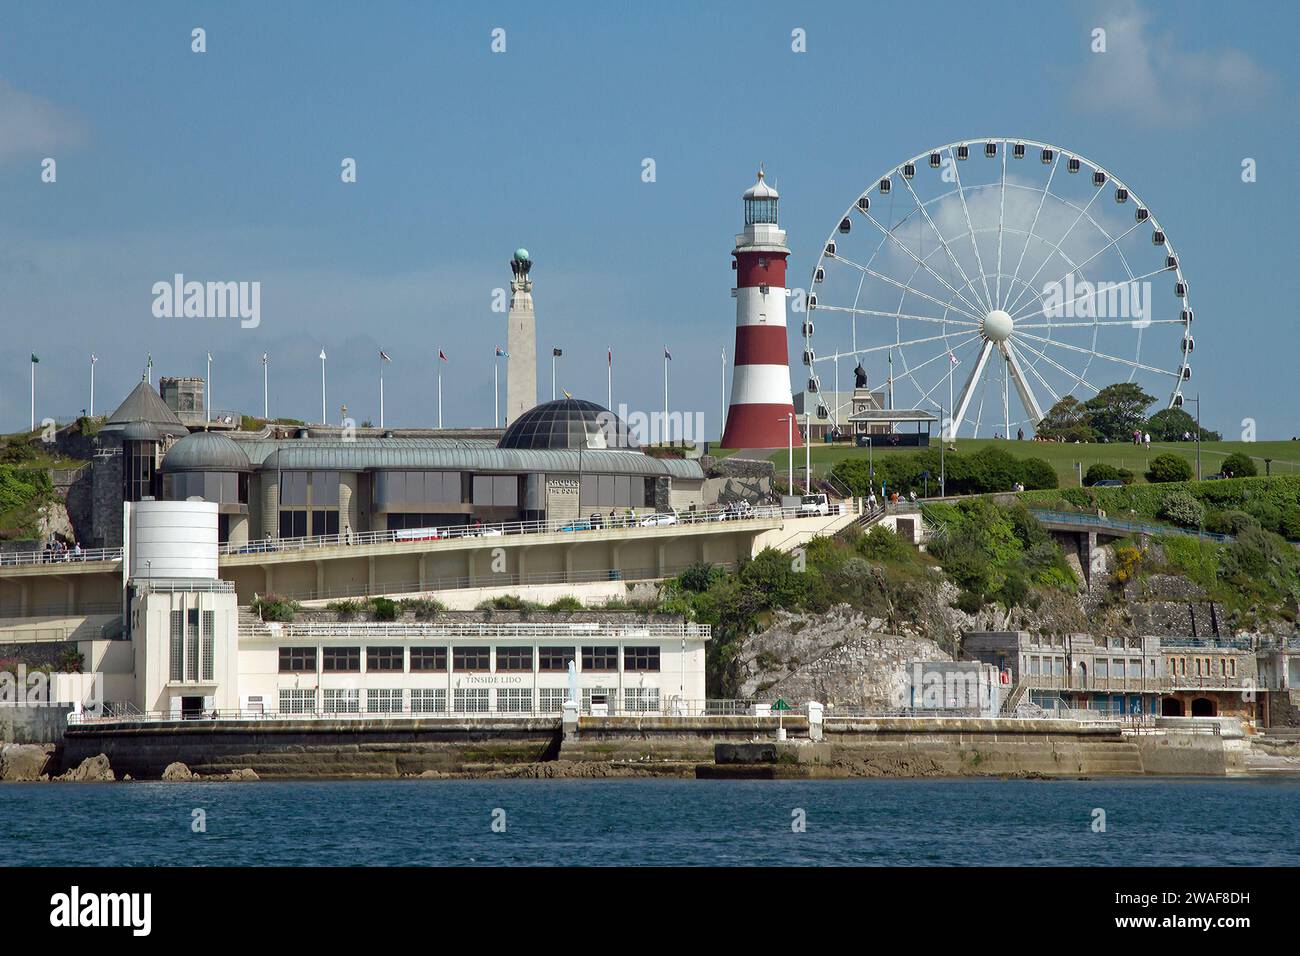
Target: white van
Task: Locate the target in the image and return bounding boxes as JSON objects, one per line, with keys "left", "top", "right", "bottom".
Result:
{"left": 799, "top": 493, "right": 829, "bottom": 516}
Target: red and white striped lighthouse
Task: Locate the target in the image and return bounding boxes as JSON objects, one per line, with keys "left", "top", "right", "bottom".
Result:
{"left": 721, "top": 169, "right": 802, "bottom": 449}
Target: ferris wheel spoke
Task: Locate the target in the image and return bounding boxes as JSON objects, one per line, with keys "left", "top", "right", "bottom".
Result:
{"left": 828, "top": 254, "right": 984, "bottom": 322}
{"left": 1013, "top": 218, "right": 1149, "bottom": 320}
{"left": 1010, "top": 337, "right": 1100, "bottom": 395}
{"left": 1003, "top": 180, "right": 1106, "bottom": 317}
{"left": 898, "top": 175, "right": 991, "bottom": 321}
{"left": 814, "top": 303, "right": 978, "bottom": 327}
{"left": 858, "top": 210, "right": 990, "bottom": 319}
{"left": 946, "top": 147, "right": 996, "bottom": 313}
{"left": 1009, "top": 262, "right": 1173, "bottom": 324}
{"left": 1016, "top": 318, "right": 1185, "bottom": 330}
{"left": 1005, "top": 155, "right": 1060, "bottom": 314}
{"left": 1012, "top": 340, "right": 1063, "bottom": 405}
{"left": 822, "top": 329, "right": 981, "bottom": 364}
{"left": 1002, "top": 341, "right": 1045, "bottom": 423}
{"left": 995, "top": 145, "right": 1008, "bottom": 308}
{"left": 1014, "top": 331, "right": 1181, "bottom": 378}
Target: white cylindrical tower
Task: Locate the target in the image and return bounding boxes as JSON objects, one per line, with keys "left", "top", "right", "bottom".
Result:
{"left": 128, "top": 500, "right": 219, "bottom": 580}
{"left": 720, "top": 170, "right": 802, "bottom": 449}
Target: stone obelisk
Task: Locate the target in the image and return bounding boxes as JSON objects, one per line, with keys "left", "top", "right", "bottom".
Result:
{"left": 506, "top": 248, "right": 537, "bottom": 425}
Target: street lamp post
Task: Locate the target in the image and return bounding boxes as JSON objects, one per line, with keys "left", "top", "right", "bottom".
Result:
{"left": 778, "top": 413, "right": 794, "bottom": 494}
{"left": 1184, "top": 394, "right": 1202, "bottom": 480}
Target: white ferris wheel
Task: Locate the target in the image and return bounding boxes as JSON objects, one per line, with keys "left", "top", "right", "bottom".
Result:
{"left": 802, "top": 138, "right": 1195, "bottom": 438}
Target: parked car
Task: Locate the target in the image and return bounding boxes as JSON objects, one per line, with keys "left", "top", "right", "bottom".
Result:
{"left": 1091, "top": 479, "right": 1125, "bottom": 487}
{"left": 639, "top": 511, "right": 678, "bottom": 527}
{"left": 557, "top": 521, "right": 592, "bottom": 532}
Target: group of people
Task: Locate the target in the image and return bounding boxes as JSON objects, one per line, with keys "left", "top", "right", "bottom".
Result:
{"left": 865, "top": 488, "right": 918, "bottom": 514}
{"left": 1131, "top": 429, "right": 1152, "bottom": 448}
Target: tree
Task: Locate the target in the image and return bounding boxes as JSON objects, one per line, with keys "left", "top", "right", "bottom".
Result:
{"left": 1145, "top": 453, "right": 1193, "bottom": 483}
{"left": 1084, "top": 463, "right": 1121, "bottom": 486}
{"left": 1147, "top": 406, "right": 1220, "bottom": 441}
{"left": 1219, "top": 452, "right": 1257, "bottom": 479}
{"left": 1083, "top": 383, "right": 1156, "bottom": 443}
{"left": 1017, "top": 457, "right": 1058, "bottom": 490}
{"left": 1036, "top": 396, "right": 1095, "bottom": 442}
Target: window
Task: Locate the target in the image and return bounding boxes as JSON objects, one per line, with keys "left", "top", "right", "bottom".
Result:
{"left": 453, "top": 688, "right": 490, "bottom": 713}
{"left": 496, "top": 688, "right": 533, "bottom": 713}
{"left": 410, "top": 647, "right": 447, "bottom": 672}
{"left": 279, "top": 647, "right": 317, "bottom": 673}
{"left": 1229, "top": 659, "right": 1237, "bottom": 678}
{"left": 1029, "top": 656, "right": 1040, "bottom": 676}
{"left": 581, "top": 687, "right": 615, "bottom": 713}
{"left": 624, "top": 687, "right": 660, "bottom": 714}
{"left": 410, "top": 688, "right": 447, "bottom": 714}
{"left": 472, "top": 474, "right": 518, "bottom": 506}
{"left": 582, "top": 646, "right": 618, "bottom": 671}
{"left": 169, "top": 610, "right": 183, "bottom": 681}
{"left": 624, "top": 646, "right": 660, "bottom": 672}
{"left": 453, "top": 646, "right": 490, "bottom": 671}
{"left": 367, "top": 646, "right": 405, "bottom": 672}
{"left": 1096, "top": 660, "right": 1109, "bottom": 679}
{"left": 323, "top": 688, "right": 361, "bottom": 714}
{"left": 1052, "top": 658, "right": 1064, "bottom": 677}
{"left": 1113, "top": 659, "right": 1126, "bottom": 679}
{"left": 185, "top": 608, "right": 200, "bottom": 681}
{"left": 279, "top": 688, "right": 315, "bottom": 715}
{"left": 367, "top": 688, "right": 404, "bottom": 714}
{"left": 496, "top": 647, "right": 534, "bottom": 672}
{"left": 201, "top": 610, "right": 214, "bottom": 681}
{"left": 539, "top": 688, "right": 568, "bottom": 713}
{"left": 323, "top": 647, "right": 361, "bottom": 672}
{"left": 539, "top": 646, "right": 576, "bottom": 671}
{"left": 279, "top": 471, "right": 339, "bottom": 537}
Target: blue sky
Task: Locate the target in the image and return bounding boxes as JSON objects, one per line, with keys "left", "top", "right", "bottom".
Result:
{"left": 0, "top": 0, "right": 1296, "bottom": 437}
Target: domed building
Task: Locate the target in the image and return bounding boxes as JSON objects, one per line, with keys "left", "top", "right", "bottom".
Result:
{"left": 160, "top": 431, "right": 252, "bottom": 544}
{"left": 497, "top": 398, "right": 639, "bottom": 451}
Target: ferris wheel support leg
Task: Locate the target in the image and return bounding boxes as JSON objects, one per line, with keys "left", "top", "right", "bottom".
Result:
{"left": 1002, "top": 341, "right": 1045, "bottom": 426}
{"left": 951, "top": 339, "right": 994, "bottom": 439}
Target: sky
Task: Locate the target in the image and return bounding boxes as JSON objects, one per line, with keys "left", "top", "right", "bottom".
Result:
{"left": 0, "top": 0, "right": 1296, "bottom": 439}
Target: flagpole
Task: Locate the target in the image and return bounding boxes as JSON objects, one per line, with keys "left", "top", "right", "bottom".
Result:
{"left": 607, "top": 348, "right": 612, "bottom": 412}
{"left": 551, "top": 351, "right": 556, "bottom": 401}
{"left": 30, "top": 357, "right": 35, "bottom": 432}
{"left": 437, "top": 358, "right": 443, "bottom": 429}
{"left": 90, "top": 355, "right": 96, "bottom": 418}
{"left": 948, "top": 355, "right": 954, "bottom": 442}
{"left": 663, "top": 349, "right": 669, "bottom": 445}
{"left": 206, "top": 352, "right": 212, "bottom": 423}
{"left": 379, "top": 358, "right": 385, "bottom": 430}
{"left": 319, "top": 350, "right": 327, "bottom": 425}
{"left": 720, "top": 347, "right": 726, "bottom": 443}
{"left": 262, "top": 353, "right": 269, "bottom": 419}
{"left": 494, "top": 357, "right": 499, "bottom": 428}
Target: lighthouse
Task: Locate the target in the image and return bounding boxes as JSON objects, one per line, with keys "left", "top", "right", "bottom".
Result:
{"left": 720, "top": 169, "right": 801, "bottom": 449}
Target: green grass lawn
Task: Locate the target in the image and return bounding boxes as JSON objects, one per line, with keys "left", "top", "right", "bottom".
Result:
{"left": 747, "top": 438, "right": 1300, "bottom": 488}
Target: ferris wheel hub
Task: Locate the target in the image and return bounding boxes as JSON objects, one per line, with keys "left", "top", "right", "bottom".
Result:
{"left": 981, "top": 309, "right": 1014, "bottom": 344}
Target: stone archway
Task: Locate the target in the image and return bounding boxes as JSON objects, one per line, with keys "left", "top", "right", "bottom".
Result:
{"left": 1191, "top": 697, "right": 1217, "bottom": 717}
{"left": 1161, "top": 698, "right": 1184, "bottom": 717}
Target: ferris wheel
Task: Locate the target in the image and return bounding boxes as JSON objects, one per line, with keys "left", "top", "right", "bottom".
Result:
{"left": 803, "top": 138, "right": 1194, "bottom": 438}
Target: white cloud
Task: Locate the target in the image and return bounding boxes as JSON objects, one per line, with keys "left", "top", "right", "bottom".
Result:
{"left": 1072, "top": 1, "right": 1275, "bottom": 126}
{"left": 0, "top": 78, "right": 87, "bottom": 160}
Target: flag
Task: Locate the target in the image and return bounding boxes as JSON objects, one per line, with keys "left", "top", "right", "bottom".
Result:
{"left": 664, "top": 347, "right": 672, "bottom": 361}
{"left": 261, "top": 352, "right": 268, "bottom": 365}
{"left": 562, "top": 389, "right": 573, "bottom": 399}
{"left": 495, "top": 346, "right": 507, "bottom": 357}
{"left": 147, "top": 353, "right": 153, "bottom": 368}
{"left": 207, "top": 352, "right": 213, "bottom": 363}
{"left": 380, "top": 350, "right": 392, "bottom": 362}
{"left": 552, "top": 347, "right": 563, "bottom": 357}
{"left": 30, "top": 353, "right": 39, "bottom": 364}
{"left": 438, "top": 349, "right": 448, "bottom": 362}
{"left": 91, "top": 354, "right": 97, "bottom": 364}
{"left": 319, "top": 349, "right": 327, "bottom": 360}
{"left": 607, "top": 347, "right": 612, "bottom": 367}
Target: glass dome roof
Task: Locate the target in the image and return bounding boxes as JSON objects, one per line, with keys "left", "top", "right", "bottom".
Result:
{"left": 496, "top": 399, "right": 639, "bottom": 451}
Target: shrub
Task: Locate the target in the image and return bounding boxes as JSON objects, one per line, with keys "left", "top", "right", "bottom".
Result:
{"left": 857, "top": 524, "right": 915, "bottom": 563}
{"left": 252, "top": 593, "right": 300, "bottom": 622}
{"left": 1017, "top": 457, "right": 1058, "bottom": 490}
{"left": 1112, "top": 545, "right": 1144, "bottom": 584}
{"left": 1219, "top": 452, "right": 1257, "bottom": 479}
{"left": 1157, "top": 490, "right": 1205, "bottom": 528}
{"left": 327, "top": 599, "right": 364, "bottom": 621}
{"left": 1280, "top": 505, "right": 1300, "bottom": 541}
{"left": 1084, "top": 463, "right": 1120, "bottom": 486}
{"left": 369, "top": 597, "right": 398, "bottom": 621}
{"left": 546, "top": 596, "right": 584, "bottom": 611}
{"left": 1204, "top": 510, "right": 1257, "bottom": 537}
{"left": 399, "top": 597, "right": 446, "bottom": 619}
{"left": 1146, "top": 453, "right": 1193, "bottom": 484}
{"left": 953, "top": 590, "right": 984, "bottom": 613}
{"left": 476, "top": 594, "right": 534, "bottom": 610}
{"left": 677, "top": 561, "right": 722, "bottom": 593}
